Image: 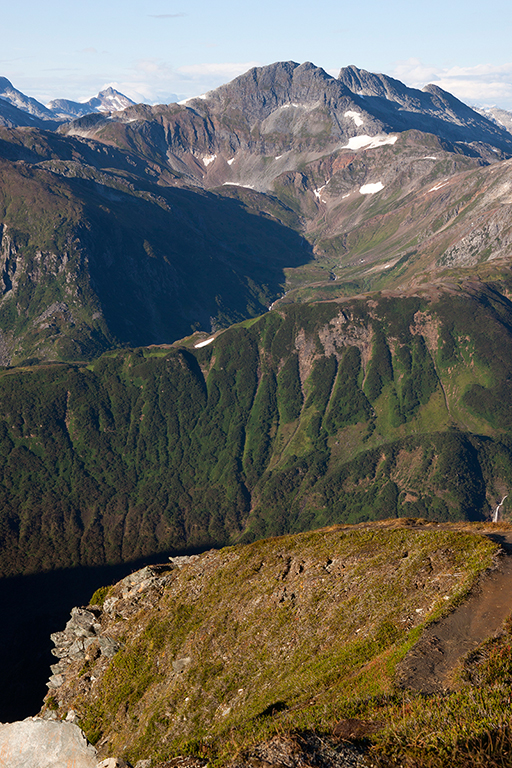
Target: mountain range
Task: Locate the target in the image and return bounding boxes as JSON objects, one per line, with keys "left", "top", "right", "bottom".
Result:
{"left": 1, "top": 61, "right": 512, "bottom": 364}
{"left": 0, "top": 77, "right": 134, "bottom": 126}
{"left": 3, "top": 60, "right": 512, "bottom": 727}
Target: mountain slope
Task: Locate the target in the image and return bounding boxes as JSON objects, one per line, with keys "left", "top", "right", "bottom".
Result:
{"left": 61, "top": 61, "right": 512, "bottom": 193}
{"left": 39, "top": 522, "right": 503, "bottom": 767}
{"left": 337, "top": 65, "right": 512, "bottom": 149}
{"left": 2, "top": 122, "right": 512, "bottom": 363}
{"left": 2, "top": 63, "right": 512, "bottom": 362}
{"left": 0, "top": 128, "right": 310, "bottom": 363}
{"left": 2, "top": 281, "right": 512, "bottom": 579}
{"left": 0, "top": 77, "right": 55, "bottom": 121}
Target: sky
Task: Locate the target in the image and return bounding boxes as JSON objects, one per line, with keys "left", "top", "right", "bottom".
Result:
{"left": 3, "top": 0, "right": 512, "bottom": 110}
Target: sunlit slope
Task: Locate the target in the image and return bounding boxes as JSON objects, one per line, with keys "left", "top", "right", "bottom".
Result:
{"left": 40, "top": 524, "right": 499, "bottom": 766}
{"left": 2, "top": 282, "right": 512, "bottom": 576}
{"left": 223, "top": 131, "right": 512, "bottom": 302}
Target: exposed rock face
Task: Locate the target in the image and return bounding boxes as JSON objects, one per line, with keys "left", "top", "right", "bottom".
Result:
{"left": 48, "top": 606, "right": 121, "bottom": 690}
{"left": 47, "top": 564, "right": 178, "bottom": 691}
{"left": 337, "top": 65, "right": 512, "bottom": 150}
{"left": 228, "top": 732, "right": 368, "bottom": 768}
{"left": 0, "top": 718, "right": 97, "bottom": 767}
{"left": 63, "top": 61, "right": 512, "bottom": 176}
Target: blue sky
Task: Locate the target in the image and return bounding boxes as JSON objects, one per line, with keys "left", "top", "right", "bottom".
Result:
{"left": 3, "top": 0, "right": 512, "bottom": 109}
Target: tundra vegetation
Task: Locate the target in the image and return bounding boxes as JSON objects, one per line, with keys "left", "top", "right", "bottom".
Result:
{"left": 42, "top": 523, "right": 512, "bottom": 768}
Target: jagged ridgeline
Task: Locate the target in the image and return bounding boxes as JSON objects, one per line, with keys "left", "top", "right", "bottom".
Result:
{"left": 2, "top": 282, "right": 512, "bottom": 577}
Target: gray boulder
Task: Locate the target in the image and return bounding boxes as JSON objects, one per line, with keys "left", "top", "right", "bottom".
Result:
{"left": 0, "top": 717, "right": 97, "bottom": 767}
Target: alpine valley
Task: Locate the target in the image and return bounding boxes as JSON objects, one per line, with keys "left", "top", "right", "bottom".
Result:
{"left": 3, "top": 61, "right": 512, "bottom": 765}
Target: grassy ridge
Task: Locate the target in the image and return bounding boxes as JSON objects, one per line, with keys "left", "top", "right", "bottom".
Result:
{"left": 41, "top": 524, "right": 499, "bottom": 766}
{"left": 1, "top": 284, "right": 512, "bottom": 576}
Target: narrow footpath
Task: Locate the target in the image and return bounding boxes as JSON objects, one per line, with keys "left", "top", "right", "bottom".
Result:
{"left": 397, "top": 531, "right": 512, "bottom": 693}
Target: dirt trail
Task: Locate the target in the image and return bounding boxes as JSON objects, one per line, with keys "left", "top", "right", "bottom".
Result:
{"left": 397, "top": 531, "right": 512, "bottom": 693}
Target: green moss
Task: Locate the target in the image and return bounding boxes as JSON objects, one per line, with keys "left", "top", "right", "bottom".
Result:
{"left": 89, "top": 585, "right": 110, "bottom": 607}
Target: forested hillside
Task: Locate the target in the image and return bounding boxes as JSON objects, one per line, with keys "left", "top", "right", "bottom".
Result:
{"left": 2, "top": 279, "right": 512, "bottom": 577}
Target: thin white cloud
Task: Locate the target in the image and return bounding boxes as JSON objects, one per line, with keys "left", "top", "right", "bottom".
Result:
{"left": 113, "top": 60, "right": 262, "bottom": 104}
{"left": 392, "top": 58, "right": 512, "bottom": 110}
{"left": 176, "top": 61, "right": 261, "bottom": 79}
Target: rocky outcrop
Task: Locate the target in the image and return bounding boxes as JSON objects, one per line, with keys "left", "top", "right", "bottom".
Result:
{"left": 47, "top": 562, "right": 188, "bottom": 690}
{"left": 228, "top": 732, "right": 368, "bottom": 768}
{"left": 48, "top": 606, "right": 121, "bottom": 690}
{"left": 0, "top": 718, "right": 98, "bottom": 768}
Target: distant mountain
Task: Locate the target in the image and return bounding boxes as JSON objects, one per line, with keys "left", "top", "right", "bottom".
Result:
{"left": 61, "top": 61, "right": 512, "bottom": 194}
{"left": 0, "top": 76, "right": 134, "bottom": 124}
{"left": 475, "top": 105, "right": 512, "bottom": 135}
{"left": 0, "top": 98, "right": 57, "bottom": 129}
{"left": 0, "top": 76, "right": 55, "bottom": 120}
{"left": 47, "top": 87, "right": 135, "bottom": 119}
{"left": 2, "top": 62, "right": 512, "bottom": 362}
{"left": 337, "top": 64, "right": 511, "bottom": 147}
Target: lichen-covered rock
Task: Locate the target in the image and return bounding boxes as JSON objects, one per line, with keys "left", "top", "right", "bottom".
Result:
{"left": 0, "top": 717, "right": 97, "bottom": 767}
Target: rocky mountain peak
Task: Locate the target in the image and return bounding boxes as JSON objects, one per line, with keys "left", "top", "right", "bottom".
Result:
{"left": 196, "top": 60, "right": 350, "bottom": 124}
{"left": 421, "top": 82, "right": 479, "bottom": 117}
{"left": 0, "top": 76, "right": 14, "bottom": 91}
{"left": 0, "top": 76, "right": 54, "bottom": 119}
{"left": 47, "top": 87, "right": 135, "bottom": 120}
{"left": 338, "top": 64, "right": 408, "bottom": 101}
{"left": 87, "top": 87, "right": 135, "bottom": 112}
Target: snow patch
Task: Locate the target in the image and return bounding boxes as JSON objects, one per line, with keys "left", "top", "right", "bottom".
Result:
{"left": 422, "top": 156, "right": 437, "bottom": 160}
{"left": 342, "top": 193, "right": 351, "bottom": 199}
{"left": 275, "top": 155, "right": 283, "bottom": 160}
{"left": 278, "top": 102, "right": 317, "bottom": 112}
{"left": 227, "top": 158, "right": 235, "bottom": 165}
{"left": 345, "top": 110, "right": 364, "bottom": 127}
{"left": 342, "top": 135, "right": 397, "bottom": 150}
{"left": 360, "top": 182, "right": 384, "bottom": 195}
{"left": 223, "top": 182, "right": 255, "bottom": 189}
{"left": 194, "top": 337, "right": 215, "bottom": 348}
{"left": 313, "top": 182, "right": 331, "bottom": 203}
{"left": 203, "top": 154, "right": 217, "bottom": 166}
{"left": 178, "top": 93, "right": 208, "bottom": 105}
{"left": 429, "top": 180, "right": 448, "bottom": 192}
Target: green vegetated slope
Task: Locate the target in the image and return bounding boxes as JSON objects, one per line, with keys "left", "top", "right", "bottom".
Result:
{"left": 2, "top": 280, "right": 512, "bottom": 577}
{"left": 0, "top": 142, "right": 310, "bottom": 364}
{"left": 41, "top": 523, "right": 505, "bottom": 767}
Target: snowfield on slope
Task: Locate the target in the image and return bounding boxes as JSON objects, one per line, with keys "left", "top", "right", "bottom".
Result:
{"left": 360, "top": 181, "right": 385, "bottom": 194}
{"left": 342, "top": 135, "right": 397, "bottom": 150}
